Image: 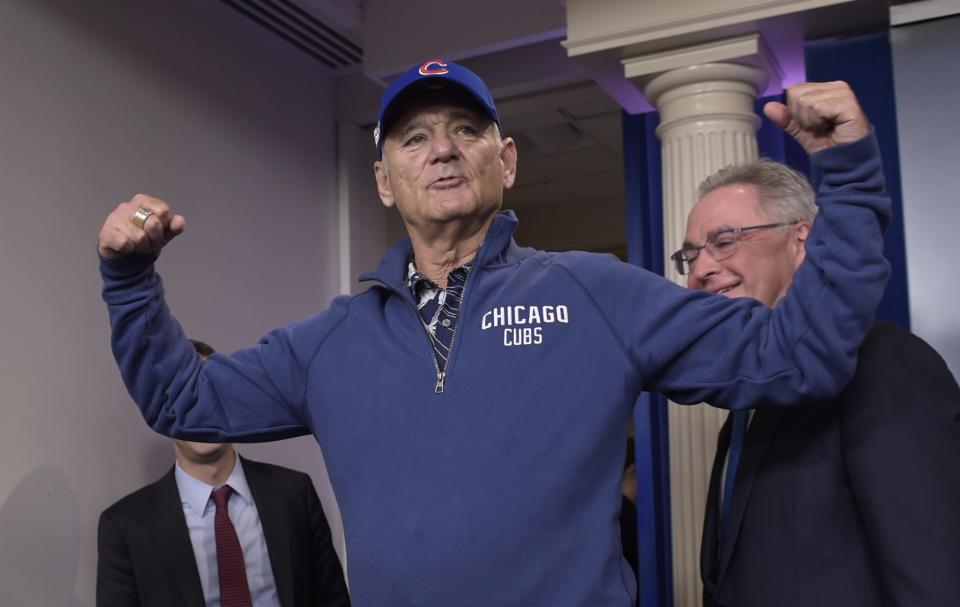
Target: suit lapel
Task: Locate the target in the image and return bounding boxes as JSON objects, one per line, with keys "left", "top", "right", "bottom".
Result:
{"left": 244, "top": 458, "right": 296, "bottom": 607}
{"left": 717, "top": 407, "right": 786, "bottom": 582}
{"left": 701, "top": 414, "right": 731, "bottom": 603}
{"left": 144, "top": 468, "right": 206, "bottom": 607}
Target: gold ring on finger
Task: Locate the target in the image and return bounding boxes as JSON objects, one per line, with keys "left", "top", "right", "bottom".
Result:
{"left": 131, "top": 207, "right": 153, "bottom": 230}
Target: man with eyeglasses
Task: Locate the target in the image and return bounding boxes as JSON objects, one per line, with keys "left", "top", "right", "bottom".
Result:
{"left": 681, "top": 154, "right": 960, "bottom": 606}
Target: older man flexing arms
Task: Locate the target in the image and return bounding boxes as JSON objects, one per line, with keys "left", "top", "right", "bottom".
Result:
{"left": 98, "top": 63, "right": 890, "bottom": 607}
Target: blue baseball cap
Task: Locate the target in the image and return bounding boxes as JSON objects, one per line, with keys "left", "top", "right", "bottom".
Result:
{"left": 374, "top": 59, "right": 500, "bottom": 157}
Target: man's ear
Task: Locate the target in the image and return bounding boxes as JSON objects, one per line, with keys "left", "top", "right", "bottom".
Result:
{"left": 500, "top": 137, "right": 518, "bottom": 190}
{"left": 792, "top": 220, "right": 812, "bottom": 268}
{"left": 374, "top": 160, "right": 394, "bottom": 208}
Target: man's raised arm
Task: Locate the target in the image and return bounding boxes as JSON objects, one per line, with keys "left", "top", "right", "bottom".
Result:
{"left": 98, "top": 195, "right": 317, "bottom": 442}
{"left": 570, "top": 81, "right": 891, "bottom": 409}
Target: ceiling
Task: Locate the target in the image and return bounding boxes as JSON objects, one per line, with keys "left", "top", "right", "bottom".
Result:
{"left": 217, "top": 0, "right": 362, "bottom": 70}
{"left": 497, "top": 83, "right": 627, "bottom": 254}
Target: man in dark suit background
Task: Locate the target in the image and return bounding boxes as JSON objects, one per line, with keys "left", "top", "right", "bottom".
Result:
{"left": 97, "top": 340, "right": 350, "bottom": 607}
{"left": 676, "top": 129, "right": 960, "bottom": 605}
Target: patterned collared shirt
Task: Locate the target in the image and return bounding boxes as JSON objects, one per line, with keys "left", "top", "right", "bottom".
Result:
{"left": 406, "top": 258, "right": 472, "bottom": 374}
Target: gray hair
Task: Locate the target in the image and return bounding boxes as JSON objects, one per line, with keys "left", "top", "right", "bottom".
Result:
{"left": 697, "top": 159, "right": 818, "bottom": 223}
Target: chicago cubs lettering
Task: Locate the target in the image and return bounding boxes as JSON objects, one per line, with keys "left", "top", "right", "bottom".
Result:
{"left": 481, "top": 305, "right": 569, "bottom": 347}
{"left": 503, "top": 327, "right": 542, "bottom": 346}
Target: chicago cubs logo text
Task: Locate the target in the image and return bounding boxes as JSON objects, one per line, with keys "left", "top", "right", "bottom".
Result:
{"left": 481, "top": 305, "right": 569, "bottom": 347}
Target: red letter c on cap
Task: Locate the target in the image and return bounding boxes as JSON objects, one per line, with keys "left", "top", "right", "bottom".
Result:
{"left": 419, "top": 60, "right": 449, "bottom": 76}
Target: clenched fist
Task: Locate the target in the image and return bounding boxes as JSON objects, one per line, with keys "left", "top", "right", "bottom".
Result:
{"left": 763, "top": 81, "right": 871, "bottom": 155}
{"left": 97, "top": 194, "right": 186, "bottom": 260}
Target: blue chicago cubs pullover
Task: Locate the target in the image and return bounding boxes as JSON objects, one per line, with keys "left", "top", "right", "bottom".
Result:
{"left": 101, "top": 133, "right": 890, "bottom": 606}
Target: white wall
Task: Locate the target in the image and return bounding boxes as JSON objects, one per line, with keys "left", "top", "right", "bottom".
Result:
{"left": 892, "top": 14, "right": 960, "bottom": 378}
{"left": 0, "top": 0, "right": 343, "bottom": 604}
{"left": 337, "top": 120, "right": 398, "bottom": 294}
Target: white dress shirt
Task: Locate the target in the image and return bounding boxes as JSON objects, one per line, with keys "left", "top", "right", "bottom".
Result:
{"left": 175, "top": 457, "right": 281, "bottom": 607}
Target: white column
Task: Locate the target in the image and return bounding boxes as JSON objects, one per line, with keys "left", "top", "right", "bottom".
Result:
{"left": 645, "top": 62, "right": 768, "bottom": 268}
{"left": 643, "top": 62, "right": 767, "bottom": 607}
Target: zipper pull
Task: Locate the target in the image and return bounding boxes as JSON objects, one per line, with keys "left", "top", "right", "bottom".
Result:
{"left": 435, "top": 371, "right": 446, "bottom": 394}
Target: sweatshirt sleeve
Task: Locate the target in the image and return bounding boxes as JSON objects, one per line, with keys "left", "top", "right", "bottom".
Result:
{"left": 566, "top": 131, "right": 891, "bottom": 409}
{"left": 100, "top": 254, "right": 348, "bottom": 442}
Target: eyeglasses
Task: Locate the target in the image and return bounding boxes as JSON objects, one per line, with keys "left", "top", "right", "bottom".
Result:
{"left": 670, "top": 221, "right": 799, "bottom": 276}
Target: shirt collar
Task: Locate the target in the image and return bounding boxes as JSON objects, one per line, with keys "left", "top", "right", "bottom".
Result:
{"left": 405, "top": 257, "right": 472, "bottom": 294}
{"left": 174, "top": 454, "right": 254, "bottom": 515}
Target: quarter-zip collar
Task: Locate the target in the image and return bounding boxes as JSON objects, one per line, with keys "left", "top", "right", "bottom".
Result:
{"left": 359, "top": 209, "right": 521, "bottom": 290}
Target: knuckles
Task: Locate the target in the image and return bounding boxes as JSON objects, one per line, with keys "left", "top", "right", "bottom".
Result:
{"left": 100, "top": 194, "right": 179, "bottom": 259}
{"left": 784, "top": 80, "right": 863, "bottom": 130}
{"left": 128, "top": 193, "right": 173, "bottom": 222}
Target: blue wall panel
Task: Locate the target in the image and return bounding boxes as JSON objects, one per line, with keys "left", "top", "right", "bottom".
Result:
{"left": 806, "top": 32, "right": 910, "bottom": 329}
{"left": 622, "top": 109, "right": 673, "bottom": 607}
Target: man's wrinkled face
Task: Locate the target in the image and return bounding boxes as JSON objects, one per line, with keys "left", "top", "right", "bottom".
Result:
{"left": 374, "top": 88, "right": 516, "bottom": 231}
{"left": 684, "top": 184, "right": 809, "bottom": 307}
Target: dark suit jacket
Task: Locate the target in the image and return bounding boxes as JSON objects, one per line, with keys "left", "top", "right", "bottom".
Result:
{"left": 97, "top": 456, "right": 350, "bottom": 607}
{"left": 701, "top": 321, "right": 960, "bottom": 607}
